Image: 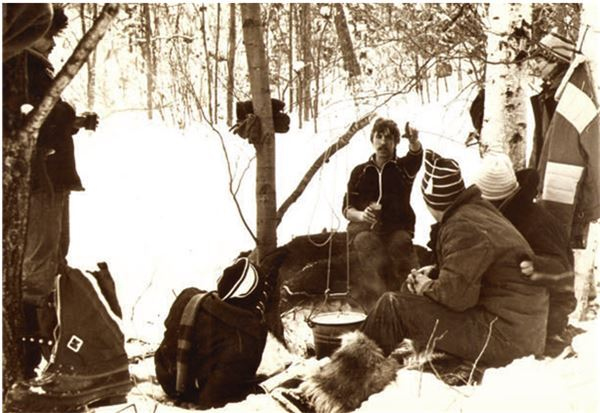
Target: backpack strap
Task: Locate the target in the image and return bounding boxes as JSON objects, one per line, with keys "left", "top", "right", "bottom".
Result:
{"left": 175, "top": 291, "right": 210, "bottom": 394}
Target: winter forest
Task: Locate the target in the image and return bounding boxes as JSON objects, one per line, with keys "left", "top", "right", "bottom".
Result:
{"left": 2, "top": 2, "right": 600, "bottom": 413}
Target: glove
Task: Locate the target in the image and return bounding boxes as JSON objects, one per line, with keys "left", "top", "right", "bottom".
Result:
{"left": 234, "top": 98, "right": 290, "bottom": 135}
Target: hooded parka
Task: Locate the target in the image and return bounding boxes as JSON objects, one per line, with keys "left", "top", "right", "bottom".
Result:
{"left": 362, "top": 186, "right": 549, "bottom": 367}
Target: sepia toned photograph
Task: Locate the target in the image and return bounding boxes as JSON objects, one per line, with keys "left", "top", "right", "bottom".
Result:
{"left": 2, "top": 3, "right": 599, "bottom": 412}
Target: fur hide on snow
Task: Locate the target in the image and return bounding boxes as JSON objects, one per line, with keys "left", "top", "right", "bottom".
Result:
{"left": 300, "top": 331, "right": 401, "bottom": 413}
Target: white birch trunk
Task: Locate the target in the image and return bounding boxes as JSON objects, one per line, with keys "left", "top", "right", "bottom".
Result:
{"left": 480, "top": 3, "right": 531, "bottom": 169}
{"left": 574, "top": 1, "right": 600, "bottom": 320}
{"left": 579, "top": 2, "right": 600, "bottom": 101}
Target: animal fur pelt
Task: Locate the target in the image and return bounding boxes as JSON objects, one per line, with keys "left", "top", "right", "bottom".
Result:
{"left": 300, "top": 331, "right": 401, "bottom": 413}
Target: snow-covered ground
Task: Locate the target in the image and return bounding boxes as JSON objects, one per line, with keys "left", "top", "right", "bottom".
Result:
{"left": 65, "top": 89, "right": 599, "bottom": 412}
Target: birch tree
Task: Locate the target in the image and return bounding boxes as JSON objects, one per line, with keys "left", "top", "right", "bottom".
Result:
{"left": 333, "top": 4, "right": 361, "bottom": 83}
{"left": 226, "top": 3, "right": 236, "bottom": 127}
{"left": 480, "top": 3, "right": 531, "bottom": 168}
{"left": 240, "top": 4, "right": 277, "bottom": 260}
{"left": 142, "top": 3, "right": 154, "bottom": 119}
{"left": 579, "top": 2, "right": 600, "bottom": 100}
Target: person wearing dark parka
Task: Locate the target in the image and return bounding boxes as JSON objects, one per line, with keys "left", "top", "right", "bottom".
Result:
{"left": 361, "top": 149, "right": 550, "bottom": 368}
{"left": 474, "top": 152, "right": 576, "bottom": 356}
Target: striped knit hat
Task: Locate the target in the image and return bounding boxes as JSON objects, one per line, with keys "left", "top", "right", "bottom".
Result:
{"left": 421, "top": 150, "right": 465, "bottom": 211}
{"left": 474, "top": 152, "right": 519, "bottom": 201}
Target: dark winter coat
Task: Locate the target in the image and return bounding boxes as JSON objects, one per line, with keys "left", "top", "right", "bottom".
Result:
{"left": 27, "top": 51, "right": 83, "bottom": 192}
{"left": 155, "top": 288, "right": 267, "bottom": 409}
{"left": 343, "top": 148, "right": 423, "bottom": 235}
{"left": 536, "top": 59, "right": 600, "bottom": 248}
{"left": 424, "top": 186, "right": 549, "bottom": 363}
{"left": 499, "top": 169, "right": 576, "bottom": 336}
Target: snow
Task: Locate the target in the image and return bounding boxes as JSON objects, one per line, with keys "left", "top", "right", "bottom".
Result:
{"left": 63, "top": 81, "right": 599, "bottom": 412}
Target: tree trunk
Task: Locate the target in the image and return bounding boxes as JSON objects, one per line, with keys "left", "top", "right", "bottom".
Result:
{"left": 2, "top": 4, "right": 119, "bottom": 394}
{"left": 142, "top": 3, "right": 154, "bottom": 119}
{"left": 240, "top": 4, "right": 277, "bottom": 260}
{"left": 240, "top": 3, "right": 280, "bottom": 343}
{"left": 480, "top": 3, "right": 531, "bottom": 168}
{"left": 80, "top": 4, "right": 98, "bottom": 110}
{"left": 295, "top": 5, "right": 303, "bottom": 128}
{"left": 333, "top": 4, "right": 361, "bottom": 80}
{"left": 288, "top": 3, "right": 294, "bottom": 112}
{"left": 415, "top": 54, "right": 424, "bottom": 104}
{"left": 457, "top": 58, "right": 463, "bottom": 90}
{"left": 301, "top": 3, "right": 312, "bottom": 122}
{"left": 201, "top": 6, "right": 213, "bottom": 122}
{"left": 424, "top": 69, "right": 430, "bottom": 103}
{"left": 214, "top": 3, "right": 221, "bottom": 124}
{"left": 226, "top": 3, "right": 236, "bottom": 127}
{"left": 2, "top": 54, "right": 28, "bottom": 396}
{"left": 579, "top": 2, "right": 600, "bottom": 101}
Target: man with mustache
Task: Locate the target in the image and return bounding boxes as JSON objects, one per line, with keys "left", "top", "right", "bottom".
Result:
{"left": 343, "top": 118, "right": 423, "bottom": 291}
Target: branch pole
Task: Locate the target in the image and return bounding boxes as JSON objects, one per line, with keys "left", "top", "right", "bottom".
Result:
{"left": 276, "top": 112, "right": 376, "bottom": 225}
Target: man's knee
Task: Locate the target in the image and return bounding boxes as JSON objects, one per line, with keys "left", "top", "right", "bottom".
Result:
{"left": 388, "top": 230, "right": 413, "bottom": 250}
{"left": 353, "top": 231, "right": 384, "bottom": 254}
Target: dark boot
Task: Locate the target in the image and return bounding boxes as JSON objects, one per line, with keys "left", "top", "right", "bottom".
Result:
{"left": 22, "top": 303, "right": 43, "bottom": 380}
{"left": 5, "top": 267, "right": 132, "bottom": 413}
{"left": 22, "top": 294, "right": 57, "bottom": 379}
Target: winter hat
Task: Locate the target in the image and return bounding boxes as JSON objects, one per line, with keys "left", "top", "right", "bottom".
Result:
{"left": 46, "top": 5, "right": 69, "bottom": 38}
{"left": 421, "top": 149, "right": 465, "bottom": 211}
{"left": 370, "top": 118, "right": 400, "bottom": 144}
{"left": 217, "top": 257, "right": 263, "bottom": 310}
{"left": 475, "top": 152, "right": 519, "bottom": 201}
{"left": 536, "top": 31, "right": 576, "bottom": 64}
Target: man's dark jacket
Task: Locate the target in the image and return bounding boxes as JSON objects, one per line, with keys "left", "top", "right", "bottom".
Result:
{"left": 499, "top": 169, "right": 576, "bottom": 337}
{"left": 343, "top": 147, "right": 423, "bottom": 235}
{"left": 27, "top": 51, "right": 82, "bottom": 192}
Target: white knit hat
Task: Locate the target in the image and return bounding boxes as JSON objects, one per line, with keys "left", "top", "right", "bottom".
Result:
{"left": 475, "top": 152, "right": 519, "bottom": 201}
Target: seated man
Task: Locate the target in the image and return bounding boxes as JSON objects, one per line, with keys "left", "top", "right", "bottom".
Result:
{"left": 362, "top": 150, "right": 549, "bottom": 368}
{"left": 343, "top": 118, "right": 423, "bottom": 290}
{"left": 474, "top": 152, "right": 576, "bottom": 356}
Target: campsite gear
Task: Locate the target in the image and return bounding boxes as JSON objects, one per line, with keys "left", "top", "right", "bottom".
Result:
{"left": 308, "top": 309, "right": 367, "bottom": 359}
{"left": 305, "top": 236, "right": 367, "bottom": 358}
{"left": 235, "top": 98, "right": 290, "bottom": 134}
{"left": 5, "top": 267, "right": 131, "bottom": 413}
{"left": 154, "top": 287, "right": 267, "bottom": 408}
{"left": 301, "top": 331, "right": 400, "bottom": 413}
{"left": 217, "top": 257, "right": 265, "bottom": 314}
{"left": 272, "top": 388, "right": 316, "bottom": 413}
{"left": 231, "top": 98, "right": 290, "bottom": 143}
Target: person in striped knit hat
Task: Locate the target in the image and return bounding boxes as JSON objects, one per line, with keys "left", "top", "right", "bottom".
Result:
{"left": 361, "top": 149, "right": 549, "bottom": 369}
